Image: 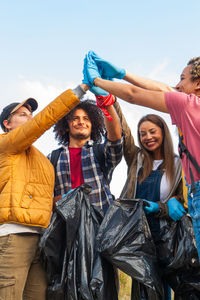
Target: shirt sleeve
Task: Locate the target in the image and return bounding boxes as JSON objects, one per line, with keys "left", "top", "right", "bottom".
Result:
{"left": 103, "top": 136, "right": 123, "bottom": 183}
{"left": 165, "top": 91, "right": 188, "bottom": 126}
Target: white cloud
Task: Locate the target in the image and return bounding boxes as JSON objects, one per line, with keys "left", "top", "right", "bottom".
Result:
{"left": 17, "top": 79, "right": 74, "bottom": 110}
{"left": 126, "top": 58, "right": 179, "bottom": 87}
{"left": 148, "top": 59, "right": 179, "bottom": 87}
{"left": 148, "top": 59, "right": 170, "bottom": 79}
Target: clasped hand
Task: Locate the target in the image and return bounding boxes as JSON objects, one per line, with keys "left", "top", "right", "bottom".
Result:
{"left": 82, "top": 50, "right": 126, "bottom": 91}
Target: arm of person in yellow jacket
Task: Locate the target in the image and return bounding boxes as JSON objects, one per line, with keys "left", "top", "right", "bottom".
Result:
{"left": 0, "top": 84, "right": 89, "bottom": 154}
{"left": 114, "top": 100, "right": 138, "bottom": 167}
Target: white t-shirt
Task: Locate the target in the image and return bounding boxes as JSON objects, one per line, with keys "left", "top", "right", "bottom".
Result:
{"left": 0, "top": 223, "right": 42, "bottom": 237}
{"left": 152, "top": 159, "right": 173, "bottom": 203}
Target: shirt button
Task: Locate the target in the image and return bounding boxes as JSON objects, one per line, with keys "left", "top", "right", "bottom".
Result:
{"left": 29, "top": 195, "right": 33, "bottom": 199}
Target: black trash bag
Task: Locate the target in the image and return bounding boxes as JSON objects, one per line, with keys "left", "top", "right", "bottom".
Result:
{"left": 131, "top": 279, "right": 164, "bottom": 300}
{"left": 39, "top": 213, "right": 67, "bottom": 300}
{"left": 39, "top": 184, "right": 118, "bottom": 300}
{"left": 156, "top": 214, "right": 200, "bottom": 299}
{"left": 96, "top": 199, "right": 164, "bottom": 300}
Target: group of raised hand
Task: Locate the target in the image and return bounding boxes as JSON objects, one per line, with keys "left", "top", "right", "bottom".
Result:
{"left": 83, "top": 50, "right": 126, "bottom": 87}
{"left": 82, "top": 50, "right": 126, "bottom": 120}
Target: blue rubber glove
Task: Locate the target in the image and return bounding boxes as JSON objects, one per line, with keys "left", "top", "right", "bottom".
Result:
{"left": 82, "top": 58, "right": 108, "bottom": 96}
{"left": 82, "top": 55, "right": 91, "bottom": 86}
{"left": 143, "top": 200, "right": 159, "bottom": 215}
{"left": 90, "top": 86, "right": 109, "bottom": 96}
{"left": 89, "top": 50, "right": 126, "bottom": 79}
{"left": 167, "top": 197, "right": 186, "bottom": 221}
{"left": 82, "top": 53, "right": 101, "bottom": 86}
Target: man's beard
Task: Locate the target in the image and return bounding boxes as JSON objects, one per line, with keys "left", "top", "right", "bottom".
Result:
{"left": 69, "top": 132, "right": 91, "bottom": 140}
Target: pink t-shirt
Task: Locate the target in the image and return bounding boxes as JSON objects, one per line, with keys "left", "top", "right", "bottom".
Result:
{"left": 165, "top": 91, "right": 200, "bottom": 184}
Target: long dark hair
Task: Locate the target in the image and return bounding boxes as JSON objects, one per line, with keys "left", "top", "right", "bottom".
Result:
{"left": 137, "top": 114, "right": 174, "bottom": 184}
{"left": 53, "top": 100, "right": 105, "bottom": 145}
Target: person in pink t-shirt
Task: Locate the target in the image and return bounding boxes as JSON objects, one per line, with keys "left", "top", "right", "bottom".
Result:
{"left": 83, "top": 52, "right": 200, "bottom": 259}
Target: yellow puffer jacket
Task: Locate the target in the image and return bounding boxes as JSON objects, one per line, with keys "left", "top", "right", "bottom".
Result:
{"left": 0, "top": 89, "right": 80, "bottom": 228}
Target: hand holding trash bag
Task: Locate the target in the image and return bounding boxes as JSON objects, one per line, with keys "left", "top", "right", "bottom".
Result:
{"left": 143, "top": 200, "right": 159, "bottom": 215}
{"left": 97, "top": 199, "right": 164, "bottom": 299}
{"left": 167, "top": 197, "right": 186, "bottom": 221}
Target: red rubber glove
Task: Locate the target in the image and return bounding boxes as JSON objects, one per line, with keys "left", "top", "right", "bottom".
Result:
{"left": 95, "top": 94, "right": 115, "bottom": 121}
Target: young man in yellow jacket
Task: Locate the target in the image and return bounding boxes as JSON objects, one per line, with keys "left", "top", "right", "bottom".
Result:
{"left": 0, "top": 83, "right": 89, "bottom": 300}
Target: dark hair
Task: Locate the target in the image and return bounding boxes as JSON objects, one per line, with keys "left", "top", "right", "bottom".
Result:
{"left": 187, "top": 57, "right": 200, "bottom": 81}
{"left": 137, "top": 114, "right": 174, "bottom": 184}
{"left": 53, "top": 100, "right": 105, "bottom": 145}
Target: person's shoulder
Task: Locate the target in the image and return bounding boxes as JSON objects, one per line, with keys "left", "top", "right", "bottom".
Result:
{"left": 165, "top": 91, "right": 192, "bottom": 113}
{"left": 165, "top": 91, "right": 187, "bottom": 100}
{"left": 188, "top": 93, "right": 200, "bottom": 103}
{"left": 47, "top": 146, "right": 65, "bottom": 159}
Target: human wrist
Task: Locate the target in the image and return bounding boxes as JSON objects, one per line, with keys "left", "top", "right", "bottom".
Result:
{"left": 93, "top": 77, "right": 100, "bottom": 86}
{"left": 156, "top": 202, "right": 169, "bottom": 218}
{"left": 95, "top": 94, "right": 115, "bottom": 108}
{"left": 80, "top": 83, "right": 90, "bottom": 92}
{"left": 153, "top": 202, "right": 159, "bottom": 213}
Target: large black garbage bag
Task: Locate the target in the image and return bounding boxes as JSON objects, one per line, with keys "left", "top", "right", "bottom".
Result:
{"left": 156, "top": 214, "right": 200, "bottom": 299}
{"left": 39, "top": 212, "right": 67, "bottom": 300}
{"left": 96, "top": 199, "right": 164, "bottom": 300}
{"left": 39, "top": 184, "right": 118, "bottom": 300}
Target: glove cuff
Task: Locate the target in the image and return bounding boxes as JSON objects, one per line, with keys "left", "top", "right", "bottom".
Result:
{"left": 156, "top": 202, "right": 169, "bottom": 218}
{"left": 95, "top": 94, "right": 115, "bottom": 108}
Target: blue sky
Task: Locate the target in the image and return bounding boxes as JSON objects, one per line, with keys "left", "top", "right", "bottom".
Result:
{"left": 0, "top": 0, "right": 199, "bottom": 196}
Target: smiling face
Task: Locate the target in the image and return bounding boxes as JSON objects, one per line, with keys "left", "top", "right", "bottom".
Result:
{"left": 139, "top": 120, "right": 163, "bottom": 159}
{"left": 67, "top": 108, "right": 92, "bottom": 145}
{"left": 176, "top": 64, "right": 199, "bottom": 95}
{"left": 3, "top": 105, "right": 33, "bottom": 131}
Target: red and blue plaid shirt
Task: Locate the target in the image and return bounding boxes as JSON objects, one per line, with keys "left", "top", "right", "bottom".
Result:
{"left": 48, "top": 137, "right": 123, "bottom": 215}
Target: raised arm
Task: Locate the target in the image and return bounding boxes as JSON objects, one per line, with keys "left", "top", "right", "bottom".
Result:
{"left": 114, "top": 101, "right": 138, "bottom": 166}
{"left": 84, "top": 52, "right": 169, "bottom": 113}
{"left": 124, "top": 72, "right": 176, "bottom": 92}
{"left": 89, "top": 50, "right": 176, "bottom": 92}
{"left": 103, "top": 104, "right": 122, "bottom": 141}
{"left": 94, "top": 78, "right": 169, "bottom": 113}
{"left": 0, "top": 84, "right": 89, "bottom": 154}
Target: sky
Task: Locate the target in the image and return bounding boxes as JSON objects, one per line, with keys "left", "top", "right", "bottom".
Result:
{"left": 0, "top": 0, "right": 200, "bottom": 197}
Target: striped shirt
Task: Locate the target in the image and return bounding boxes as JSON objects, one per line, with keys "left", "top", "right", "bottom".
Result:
{"left": 48, "top": 138, "right": 123, "bottom": 215}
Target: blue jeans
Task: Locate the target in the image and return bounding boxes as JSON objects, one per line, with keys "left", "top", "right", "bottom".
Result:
{"left": 187, "top": 180, "right": 200, "bottom": 260}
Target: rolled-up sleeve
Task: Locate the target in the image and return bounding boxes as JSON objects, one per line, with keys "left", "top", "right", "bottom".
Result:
{"left": 103, "top": 136, "right": 123, "bottom": 182}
